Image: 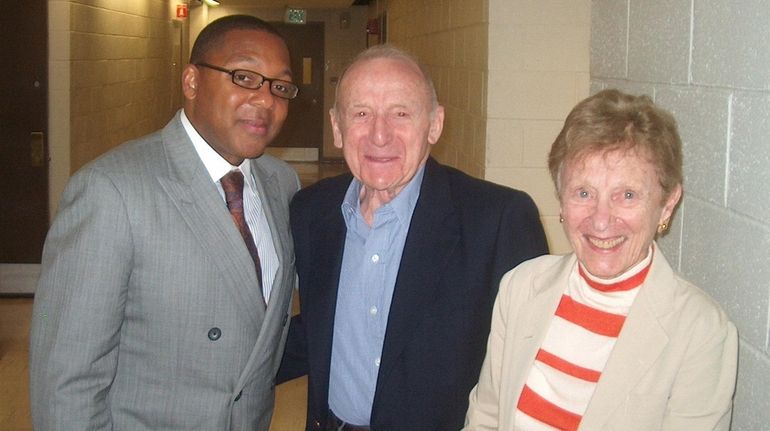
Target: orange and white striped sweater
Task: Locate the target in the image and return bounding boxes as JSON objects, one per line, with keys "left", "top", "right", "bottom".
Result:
{"left": 514, "top": 250, "right": 653, "bottom": 430}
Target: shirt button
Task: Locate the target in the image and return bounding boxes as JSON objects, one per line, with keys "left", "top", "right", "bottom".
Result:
{"left": 207, "top": 327, "right": 222, "bottom": 341}
{"left": 371, "top": 254, "right": 380, "bottom": 263}
{"left": 375, "top": 357, "right": 381, "bottom": 367}
{"left": 369, "top": 306, "right": 378, "bottom": 315}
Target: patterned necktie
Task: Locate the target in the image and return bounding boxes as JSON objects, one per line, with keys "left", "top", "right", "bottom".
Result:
{"left": 220, "top": 170, "right": 263, "bottom": 289}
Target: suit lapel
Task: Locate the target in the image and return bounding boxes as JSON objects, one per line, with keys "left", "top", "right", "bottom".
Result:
{"left": 580, "top": 251, "right": 674, "bottom": 429}
{"left": 305, "top": 179, "right": 350, "bottom": 401}
{"left": 376, "top": 160, "right": 461, "bottom": 389}
{"left": 156, "top": 114, "right": 265, "bottom": 327}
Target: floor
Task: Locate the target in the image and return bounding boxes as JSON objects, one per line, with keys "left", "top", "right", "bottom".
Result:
{"left": 0, "top": 160, "right": 348, "bottom": 431}
{"left": 0, "top": 297, "right": 32, "bottom": 430}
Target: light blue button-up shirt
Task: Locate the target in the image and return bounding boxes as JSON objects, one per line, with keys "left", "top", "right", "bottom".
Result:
{"left": 328, "top": 166, "right": 425, "bottom": 425}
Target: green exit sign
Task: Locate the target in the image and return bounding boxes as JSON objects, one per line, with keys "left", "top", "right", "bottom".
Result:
{"left": 284, "top": 7, "right": 307, "bottom": 24}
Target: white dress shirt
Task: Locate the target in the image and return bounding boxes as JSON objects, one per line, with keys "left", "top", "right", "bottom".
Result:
{"left": 181, "top": 110, "right": 278, "bottom": 301}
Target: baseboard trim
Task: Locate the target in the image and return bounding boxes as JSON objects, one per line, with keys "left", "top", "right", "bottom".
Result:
{"left": 0, "top": 264, "right": 40, "bottom": 294}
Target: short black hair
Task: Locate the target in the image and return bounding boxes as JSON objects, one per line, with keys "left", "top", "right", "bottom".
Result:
{"left": 189, "top": 15, "right": 286, "bottom": 64}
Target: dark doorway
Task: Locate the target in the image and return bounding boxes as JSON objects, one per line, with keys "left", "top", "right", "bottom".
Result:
{"left": 0, "top": 0, "right": 49, "bottom": 263}
{"left": 271, "top": 22, "right": 325, "bottom": 153}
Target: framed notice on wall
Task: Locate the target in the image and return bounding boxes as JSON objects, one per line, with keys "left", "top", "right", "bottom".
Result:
{"left": 366, "top": 13, "right": 386, "bottom": 47}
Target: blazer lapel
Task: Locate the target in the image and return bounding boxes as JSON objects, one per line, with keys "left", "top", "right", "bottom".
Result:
{"left": 579, "top": 251, "right": 674, "bottom": 429}
{"left": 307, "top": 183, "right": 349, "bottom": 397}
{"left": 156, "top": 114, "right": 265, "bottom": 327}
{"left": 376, "top": 160, "right": 461, "bottom": 388}
{"left": 503, "top": 256, "right": 574, "bottom": 411}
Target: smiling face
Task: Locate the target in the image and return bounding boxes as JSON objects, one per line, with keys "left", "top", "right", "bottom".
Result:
{"left": 183, "top": 29, "right": 291, "bottom": 165}
{"left": 559, "top": 148, "right": 681, "bottom": 279}
{"left": 331, "top": 57, "right": 444, "bottom": 202}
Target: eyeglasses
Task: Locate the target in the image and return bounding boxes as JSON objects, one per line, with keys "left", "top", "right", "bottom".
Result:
{"left": 195, "top": 62, "right": 299, "bottom": 100}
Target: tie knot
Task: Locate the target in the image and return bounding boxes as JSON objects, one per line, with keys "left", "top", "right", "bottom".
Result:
{"left": 221, "top": 170, "right": 245, "bottom": 210}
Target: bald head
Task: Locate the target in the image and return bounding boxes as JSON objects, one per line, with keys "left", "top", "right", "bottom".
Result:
{"left": 333, "top": 44, "right": 438, "bottom": 115}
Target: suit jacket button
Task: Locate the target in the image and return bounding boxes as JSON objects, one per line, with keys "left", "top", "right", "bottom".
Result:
{"left": 207, "top": 327, "right": 222, "bottom": 341}
{"left": 312, "top": 419, "right": 322, "bottom": 429}
{"left": 234, "top": 390, "right": 242, "bottom": 402}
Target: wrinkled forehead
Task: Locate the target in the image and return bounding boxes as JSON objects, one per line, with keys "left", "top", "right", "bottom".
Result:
{"left": 338, "top": 57, "right": 430, "bottom": 102}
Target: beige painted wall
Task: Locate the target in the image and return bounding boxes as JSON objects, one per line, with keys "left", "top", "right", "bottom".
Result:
{"left": 371, "top": 0, "right": 489, "bottom": 179}
{"left": 68, "top": 1, "right": 181, "bottom": 172}
{"left": 484, "top": 0, "right": 590, "bottom": 254}
{"left": 48, "top": 0, "right": 184, "bottom": 217}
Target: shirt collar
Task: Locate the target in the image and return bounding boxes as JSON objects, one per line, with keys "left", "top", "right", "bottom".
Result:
{"left": 341, "top": 164, "right": 426, "bottom": 228}
{"left": 181, "top": 109, "right": 250, "bottom": 181}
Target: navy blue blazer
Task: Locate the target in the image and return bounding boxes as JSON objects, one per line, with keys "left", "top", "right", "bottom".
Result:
{"left": 278, "top": 158, "right": 548, "bottom": 431}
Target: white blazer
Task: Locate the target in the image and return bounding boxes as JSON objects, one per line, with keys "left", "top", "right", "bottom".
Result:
{"left": 465, "top": 249, "right": 737, "bottom": 431}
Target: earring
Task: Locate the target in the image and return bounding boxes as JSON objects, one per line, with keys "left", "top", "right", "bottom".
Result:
{"left": 559, "top": 215, "right": 564, "bottom": 223}
{"left": 657, "top": 222, "right": 669, "bottom": 234}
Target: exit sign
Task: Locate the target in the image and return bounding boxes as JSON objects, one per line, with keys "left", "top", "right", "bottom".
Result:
{"left": 284, "top": 7, "right": 306, "bottom": 24}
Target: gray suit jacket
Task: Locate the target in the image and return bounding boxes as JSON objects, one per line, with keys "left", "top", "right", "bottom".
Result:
{"left": 29, "top": 112, "right": 299, "bottom": 431}
{"left": 465, "top": 248, "right": 738, "bottom": 430}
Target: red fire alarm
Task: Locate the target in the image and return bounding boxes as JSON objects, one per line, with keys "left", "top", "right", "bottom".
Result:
{"left": 176, "top": 4, "right": 188, "bottom": 18}
{"left": 366, "top": 18, "right": 380, "bottom": 35}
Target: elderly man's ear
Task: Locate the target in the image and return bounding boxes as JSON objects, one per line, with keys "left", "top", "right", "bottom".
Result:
{"left": 428, "top": 106, "right": 445, "bottom": 145}
{"left": 330, "top": 108, "right": 344, "bottom": 149}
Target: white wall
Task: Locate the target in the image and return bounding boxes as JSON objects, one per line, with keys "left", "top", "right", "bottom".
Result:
{"left": 591, "top": 1, "right": 770, "bottom": 429}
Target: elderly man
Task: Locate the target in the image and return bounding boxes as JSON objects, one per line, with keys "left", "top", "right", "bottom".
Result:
{"left": 278, "top": 45, "right": 549, "bottom": 431}
{"left": 30, "top": 15, "right": 299, "bottom": 430}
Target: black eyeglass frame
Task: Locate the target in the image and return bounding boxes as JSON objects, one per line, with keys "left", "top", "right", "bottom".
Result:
{"left": 195, "top": 62, "right": 299, "bottom": 100}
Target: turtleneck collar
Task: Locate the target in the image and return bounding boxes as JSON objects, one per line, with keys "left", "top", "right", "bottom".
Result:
{"left": 578, "top": 245, "right": 654, "bottom": 292}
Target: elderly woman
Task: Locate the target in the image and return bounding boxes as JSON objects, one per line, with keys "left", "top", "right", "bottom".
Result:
{"left": 464, "top": 89, "right": 737, "bottom": 431}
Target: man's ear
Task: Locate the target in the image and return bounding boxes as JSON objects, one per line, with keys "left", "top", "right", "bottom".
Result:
{"left": 182, "top": 65, "right": 199, "bottom": 100}
{"left": 330, "top": 108, "right": 344, "bottom": 149}
{"left": 428, "top": 105, "right": 445, "bottom": 145}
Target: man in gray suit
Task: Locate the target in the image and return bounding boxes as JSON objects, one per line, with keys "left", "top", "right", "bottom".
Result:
{"left": 29, "top": 15, "right": 299, "bottom": 430}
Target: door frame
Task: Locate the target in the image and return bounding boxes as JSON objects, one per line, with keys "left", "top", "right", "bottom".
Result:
{"left": 0, "top": 0, "right": 49, "bottom": 294}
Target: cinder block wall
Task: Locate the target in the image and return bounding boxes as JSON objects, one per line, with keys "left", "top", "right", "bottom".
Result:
{"left": 48, "top": 0, "right": 182, "bottom": 216}
{"left": 65, "top": 1, "right": 180, "bottom": 173}
{"left": 484, "top": 0, "right": 590, "bottom": 254}
{"left": 377, "top": 0, "right": 490, "bottom": 179}
{"left": 592, "top": 1, "right": 770, "bottom": 429}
